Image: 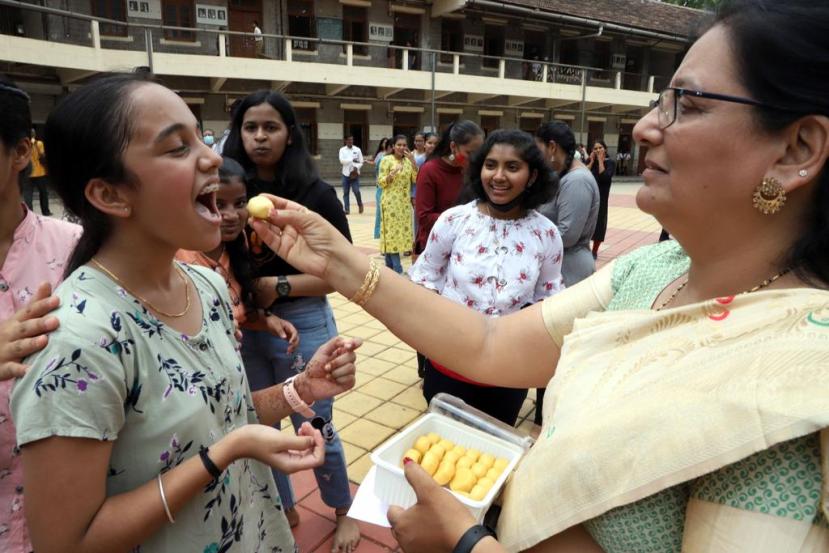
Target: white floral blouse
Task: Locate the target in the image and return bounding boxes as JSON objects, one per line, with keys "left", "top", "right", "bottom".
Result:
{"left": 409, "top": 201, "right": 565, "bottom": 316}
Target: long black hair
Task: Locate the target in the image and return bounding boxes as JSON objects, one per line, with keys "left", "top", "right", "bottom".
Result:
{"left": 431, "top": 120, "right": 484, "bottom": 160}
{"left": 44, "top": 72, "right": 152, "bottom": 276}
{"left": 0, "top": 75, "right": 31, "bottom": 154}
{"left": 463, "top": 129, "right": 558, "bottom": 210}
{"left": 373, "top": 137, "right": 389, "bottom": 157}
{"left": 535, "top": 121, "right": 577, "bottom": 177}
{"left": 221, "top": 90, "right": 317, "bottom": 199}
{"left": 218, "top": 156, "right": 257, "bottom": 311}
{"left": 712, "top": 0, "right": 829, "bottom": 284}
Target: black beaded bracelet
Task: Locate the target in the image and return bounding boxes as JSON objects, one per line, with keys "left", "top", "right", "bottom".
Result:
{"left": 452, "top": 525, "right": 495, "bottom": 553}
{"left": 199, "top": 446, "right": 222, "bottom": 481}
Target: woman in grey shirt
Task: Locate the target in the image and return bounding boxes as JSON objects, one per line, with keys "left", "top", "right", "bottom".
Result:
{"left": 535, "top": 121, "right": 600, "bottom": 287}
{"left": 532, "top": 121, "right": 600, "bottom": 426}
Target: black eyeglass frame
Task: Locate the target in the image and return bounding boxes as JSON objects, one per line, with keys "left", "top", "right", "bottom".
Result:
{"left": 649, "top": 87, "right": 784, "bottom": 129}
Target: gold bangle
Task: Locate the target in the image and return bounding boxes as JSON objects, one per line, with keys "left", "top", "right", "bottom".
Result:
{"left": 349, "top": 259, "right": 381, "bottom": 306}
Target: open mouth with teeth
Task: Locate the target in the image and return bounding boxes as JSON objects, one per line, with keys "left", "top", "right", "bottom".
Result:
{"left": 195, "top": 182, "right": 221, "bottom": 223}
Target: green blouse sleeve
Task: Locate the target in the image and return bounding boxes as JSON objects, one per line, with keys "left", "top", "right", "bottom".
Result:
{"left": 12, "top": 319, "right": 130, "bottom": 445}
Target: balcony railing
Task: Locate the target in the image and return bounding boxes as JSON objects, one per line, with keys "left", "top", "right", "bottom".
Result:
{"left": 1, "top": 0, "right": 665, "bottom": 95}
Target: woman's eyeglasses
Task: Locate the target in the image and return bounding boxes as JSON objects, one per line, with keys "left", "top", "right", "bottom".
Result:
{"left": 649, "top": 87, "right": 783, "bottom": 130}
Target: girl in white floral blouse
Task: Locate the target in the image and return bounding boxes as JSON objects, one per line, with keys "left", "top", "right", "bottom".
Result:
{"left": 409, "top": 129, "right": 564, "bottom": 425}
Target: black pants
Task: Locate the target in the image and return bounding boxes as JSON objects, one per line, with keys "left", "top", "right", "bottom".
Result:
{"left": 533, "top": 387, "right": 546, "bottom": 425}
{"left": 416, "top": 352, "right": 427, "bottom": 378}
{"left": 23, "top": 175, "right": 51, "bottom": 215}
{"left": 422, "top": 359, "right": 527, "bottom": 426}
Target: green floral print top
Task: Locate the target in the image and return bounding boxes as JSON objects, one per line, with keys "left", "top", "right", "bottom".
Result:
{"left": 12, "top": 263, "right": 295, "bottom": 553}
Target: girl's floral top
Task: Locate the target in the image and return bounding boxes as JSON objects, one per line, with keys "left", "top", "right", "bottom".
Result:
{"left": 409, "top": 201, "right": 565, "bottom": 316}
{"left": 11, "top": 263, "right": 295, "bottom": 553}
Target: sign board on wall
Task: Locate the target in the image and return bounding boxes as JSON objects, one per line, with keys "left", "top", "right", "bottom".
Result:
{"left": 463, "top": 34, "right": 483, "bottom": 52}
{"left": 195, "top": 4, "right": 228, "bottom": 26}
{"left": 504, "top": 39, "right": 523, "bottom": 57}
{"left": 611, "top": 53, "right": 626, "bottom": 70}
{"left": 318, "top": 18, "right": 343, "bottom": 40}
{"left": 127, "top": 0, "right": 161, "bottom": 19}
{"left": 368, "top": 22, "right": 393, "bottom": 42}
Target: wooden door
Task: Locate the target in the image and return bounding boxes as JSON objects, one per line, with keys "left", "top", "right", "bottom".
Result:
{"left": 343, "top": 110, "right": 369, "bottom": 151}
{"left": 228, "top": 0, "right": 261, "bottom": 58}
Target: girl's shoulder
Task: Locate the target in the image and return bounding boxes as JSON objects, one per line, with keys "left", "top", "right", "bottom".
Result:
{"left": 439, "top": 202, "right": 477, "bottom": 223}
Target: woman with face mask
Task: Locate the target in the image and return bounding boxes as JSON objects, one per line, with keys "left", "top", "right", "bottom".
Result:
{"left": 409, "top": 130, "right": 564, "bottom": 425}
{"left": 413, "top": 121, "right": 484, "bottom": 256}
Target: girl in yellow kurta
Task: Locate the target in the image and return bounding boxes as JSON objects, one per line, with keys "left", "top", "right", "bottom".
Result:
{"left": 377, "top": 135, "right": 417, "bottom": 273}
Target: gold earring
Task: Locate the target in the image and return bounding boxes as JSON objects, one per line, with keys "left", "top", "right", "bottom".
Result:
{"left": 752, "top": 176, "right": 786, "bottom": 215}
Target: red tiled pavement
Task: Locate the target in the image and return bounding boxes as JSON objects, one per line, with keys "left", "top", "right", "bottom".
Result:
{"left": 289, "top": 472, "right": 400, "bottom": 552}
{"left": 292, "top": 506, "right": 337, "bottom": 552}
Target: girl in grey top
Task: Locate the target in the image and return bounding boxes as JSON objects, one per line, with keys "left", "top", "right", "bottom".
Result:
{"left": 535, "top": 122, "right": 600, "bottom": 287}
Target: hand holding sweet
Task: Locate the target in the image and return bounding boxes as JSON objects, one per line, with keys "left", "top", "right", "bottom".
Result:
{"left": 249, "top": 194, "right": 352, "bottom": 281}
{"left": 387, "top": 460, "right": 477, "bottom": 553}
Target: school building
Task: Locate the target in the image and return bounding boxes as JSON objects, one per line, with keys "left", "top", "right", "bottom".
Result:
{"left": 1, "top": 0, "right": 705, "bottom": 180}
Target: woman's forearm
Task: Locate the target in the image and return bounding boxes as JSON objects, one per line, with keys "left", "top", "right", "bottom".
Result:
{"left": 324, "top": 249, "right": 559, "bottom": 388}
{"left": 287, "top": 274, "right": 334, "bottom": 296}
{"left": 251, "top": 380, "right": 310, "bottom": 426}
{"left": 254, "top": 275, "right": 333, "bottom": 307}
{"left": 23, "top": 433, "right": 241, "bottom": 553}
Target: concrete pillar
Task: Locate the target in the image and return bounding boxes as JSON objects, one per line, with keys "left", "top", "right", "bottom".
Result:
{"left": 91, "top": 20, "right": 100, "bottom": 49}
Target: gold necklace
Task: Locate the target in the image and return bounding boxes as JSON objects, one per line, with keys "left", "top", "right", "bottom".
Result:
{"left": 656, "top": 267, "right": 792, "bottom": 311}
{"left": 91, "top": 258, "right": 192, "bottom": 318}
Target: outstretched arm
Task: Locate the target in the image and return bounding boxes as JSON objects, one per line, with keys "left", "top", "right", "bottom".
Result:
{"left": 250, "top": 197, "right": 565, "bottom": 389}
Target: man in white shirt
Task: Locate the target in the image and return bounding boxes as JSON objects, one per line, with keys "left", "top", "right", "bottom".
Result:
{"left": 252, "top": 21, "right": 263, "bottom": 56}
{"left": 338, "top": 135, "right": 364, "bottom": 214}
